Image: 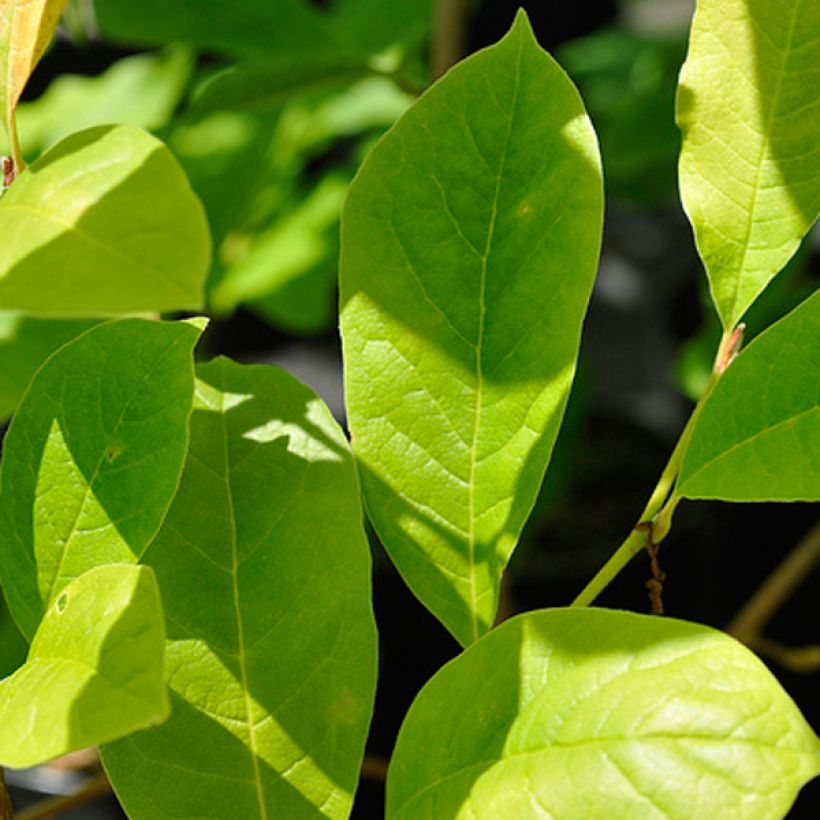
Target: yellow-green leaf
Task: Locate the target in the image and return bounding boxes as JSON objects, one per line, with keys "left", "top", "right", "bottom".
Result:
{"left": 677, "top": 0, "right": 820, "bottom": 329}
{"left": 0, "top": 0, "right": 68, "bottom": 157}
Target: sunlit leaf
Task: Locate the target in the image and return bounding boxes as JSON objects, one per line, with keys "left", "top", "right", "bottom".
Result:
{"left": 340, "top": 11, "right": 603, "bottom": 645}
{"left": 388, "top": 608, "right": 820, "bottom": 819}
{"left": 678, "top": 289, "right": 820, "bottom": 501}
{"left": 102, "top": 357, "right": 377, "bottom": 820}
{"left": 0, "top": 0, "right": 68, "bottom": 150}
{"left": 0, "top": 564, "right": 169, "bottom": 768}
{"left": 0, "top": 124, "right": 211, "bottom": 315}
{"left": 677, "top": 0, "right": 820, "bottom": 328}
{"left": 0, "top": 318, "right": 204, "bottom": 639}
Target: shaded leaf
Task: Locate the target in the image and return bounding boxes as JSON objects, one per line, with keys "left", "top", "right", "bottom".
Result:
{"left": 0, "top": 124, "right": 211, "bottom": 315}
{"left": 0, "top": 564, "right": 169, "bottom": 769}
{"left": 102, "top": 357, "right": 377, "bottom": 820}
{"left": 0, "top": 0, "right": 68, "bottom": 147}
{"left": 340, "top": 11, "right": 603, "bottom": 645}
{"left": 677, "top": 0, "right": 820, "bottom": 329}
{"left": 0, "top": 311, "right": 96, "bottom": 421}
{"left": 678, "top": 289, "right": 820, "bottom": 501}
{"left": 388, "top": 608, "right": 820, "bottom": 819}
{"left": 0, "top": 318, "right": 203, "bottom": 639}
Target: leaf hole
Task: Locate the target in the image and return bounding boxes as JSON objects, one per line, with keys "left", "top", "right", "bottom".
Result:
{"left": 55, "top": 592, "right": 68, "bottom": 613}
{"left": 106, "top": 444, "right": 124, "bottom": 461}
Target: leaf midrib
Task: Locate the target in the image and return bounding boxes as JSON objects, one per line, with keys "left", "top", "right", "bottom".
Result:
{"left": 219, "top": 370, "right": 268, "bottom": 820}
{"left": 465, "top": 31, "right": 523, "bottom": 643}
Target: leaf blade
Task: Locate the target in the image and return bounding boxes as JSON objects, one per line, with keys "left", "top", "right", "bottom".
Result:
{"left": 387, "top": 609, "right": 820, "bottom": 819}
{"left": 0, "top": 317, "right": 203, "bottom": 639}
{"left": 340, "top": 11, "right": 603, "bottom": 645}
{"left": 0, "top": 564, "right": 169, "bottom": 769}
{"left": 677, "top": 0, "right": 820, "bottom": 328}
{"left": 102, "top": 358, "right": 377, "bottom": 820}
{"left": 0, "top": 124, "right": 211, "bottom": 315}
{"left": 678, "top": 290, "right": 820, "bottom": 501}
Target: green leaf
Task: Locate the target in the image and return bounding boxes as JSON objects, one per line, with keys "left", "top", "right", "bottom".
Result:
{"left": 7, "top": 47, "right": 194, "bottom": 156}
{"left": 387, "top": 608, "right": 820, "bottom": 819}
{"left": 677, "top": 0, "right": 820, "bottom": 329}
{"left": 340, "top": 11, "right": 603, "bottom": 645}
{"left": 93, "top": 0, "right": 345, "bottom": 60}
{"left": 0, "top": 318, "right": 204, "bottom": 640}
{"left": 0, "top": 312, "right": 96, "bottom": 421}
{"left": 0, "top": 564, "right": 169, "bottom": 769}
{"left": 678, "top": 289, "right": 820, "bottom": 501}
{"left": 0, "top": 589, "right": 26, "bottom": 679}
{"left": 0, "top": 124, "right": 211, "bottom": 316}
{"left": 191, "top": 56, "right": 371, "bottom": 115}
{"left": 102, "top": 357, "right": 377, "bottom": 820}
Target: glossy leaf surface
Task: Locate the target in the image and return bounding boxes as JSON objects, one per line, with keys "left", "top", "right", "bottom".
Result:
{"left": 0, "top": 0, "right": 68, "bottom": 142}
{"left": 388, "top": 608, "right": 820, "bottom": 819}
{"left": 679, "top": 290, "right": 820, "bottom": 500}
{"left": 0, "top": 318, "right": 203, "bottom": 639}
{"left": 0, "top": 564, "right": 168, "bottom": 769}
{"left": 0, "top": 124, "right": 210, "bottom": 315}
{"left": 677, "top": 0, "right": 820, "bottom": 329}
{"left": 102, "top": 358, "right": 377, "bottom": 820}
{"left": 340, "top": 12, "right": 603, "bottom": 645}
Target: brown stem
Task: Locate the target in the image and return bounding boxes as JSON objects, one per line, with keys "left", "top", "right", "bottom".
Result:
{"left": 728, "top": 520, "right": 820, "bottom": 640}
{"left": 15, "top": 773, "right": 110, "bottom": 820}
{"left": 0, "top": 769, "right": 14, "bottom": 820}
{"left": 431, "top": 0, "right": 469, "bottom": 80}
{"left": 361, "top": 755, "right": 389, "bottom": 782}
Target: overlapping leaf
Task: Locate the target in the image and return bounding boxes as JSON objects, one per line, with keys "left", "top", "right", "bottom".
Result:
{"left": 388, "top": 608, "right": 820, "bottom": 819}
{"left": 340, "top": 11, "right": 603, "bottom": 645}
{"left": 0, "top": 312, "right": 96, "bottom": 421}
{"left": 0, "top": 564, "right": 168, "bottom": 768}
{"left": 102, "top": 358, "right": 377, "bottom": 820}
{"left": 678, "top": 290, "right": 820, "bottom": 500}
{"left": 0, "top": 124, "right": 210, "bottom": 315}
{"left": 677, "top": 0, "right": 820, "bottom": 329}
{"left": 0, "top": 318, "right": 203, "bottom": 639}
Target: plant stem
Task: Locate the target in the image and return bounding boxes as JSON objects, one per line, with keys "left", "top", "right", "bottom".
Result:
{"left": 571, "top": 371, "right": 719, "bottom": 607}
{"left": 0, "top": 769, "right": 13, "bottom": 820}
{"left": 16, "top": 773, "right": 110, "bottom": 820}
{"left": 431, "top": 0, "right": 469, "bottom": 80}
{"left": 728, "top": 520, "right": 820, "bottom": 650}
{"left": 6, "top": 115, "right": 25, "bottom": 176}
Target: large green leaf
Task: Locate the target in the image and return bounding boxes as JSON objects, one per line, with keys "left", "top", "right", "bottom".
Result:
{"left": 93, "top": 0, "right": 345, "bottom": 60}
{"left": 388, "top": 608, "right": 820, "bottom": 819}
{"left": 0, "top": 312, "right": 96, "bottom": 421}
{"left": 93, "top": 0, "right": 430, "bottom": 59}
{"left": 102, "top": 358, "right": 377, "bottom": 820}
{"left": 0, "top": 318, "right": 203, "bottom": 640}
{"left": 0, "top": 124, "right": 210, "bottom": 315}
{"left": 340, "top": 11, "right": 603, "bottom": 645}
{"left": 0, "top": 564, "right": 169, "bottom": 768}
{"left": 677, "top": 0, "right": 820, "bottom": 329}
{"left": 678, "top": 289, "right": 820, "bottom": 500}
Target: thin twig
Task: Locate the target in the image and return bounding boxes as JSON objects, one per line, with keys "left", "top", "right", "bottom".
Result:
{"left": 361, "top": 755, "right": 389, "bottom": 782}
{"left": 16, "top": 773, "right": 110, "bottom": 820}
{"left": 0, "top": 769, "right": 13, "bottom": 820}
{"left": 728, "top": 520, "right": 820, "bottom": 671}
{"left": 431, "top": 0, "right": 469, "bottom": 80}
